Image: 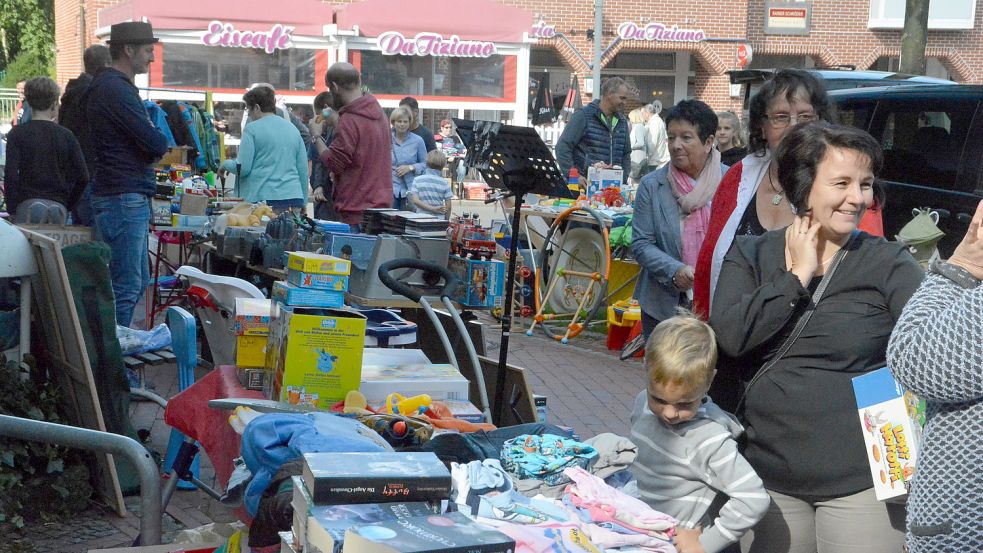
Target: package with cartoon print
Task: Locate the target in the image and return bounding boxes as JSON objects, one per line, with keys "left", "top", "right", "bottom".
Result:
{"left": 268, "top": 304, "right": 367, "bottom": 407}
{"left": 852, "top": 367, "right": 926, "bottom": 501}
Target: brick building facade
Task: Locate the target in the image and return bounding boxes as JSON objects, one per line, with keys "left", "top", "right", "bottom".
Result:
{"left": 53, "top": 0, "right": 983, "bottom": 119}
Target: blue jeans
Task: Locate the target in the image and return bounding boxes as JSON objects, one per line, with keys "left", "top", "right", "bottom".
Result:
{"left": 92, "top": 193, "right": 151, "bottom": 327}
{"left": 266, "top": 198, "right": 305, "bottom": 214}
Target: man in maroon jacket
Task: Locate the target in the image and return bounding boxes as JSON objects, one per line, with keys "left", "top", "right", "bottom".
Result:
{"left": 310, "top": 63, "right": 392, "bottom": 229}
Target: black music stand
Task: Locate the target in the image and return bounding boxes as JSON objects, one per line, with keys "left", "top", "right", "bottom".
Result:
{"left": 453, "top": 119, "right": 570, "bottom": 424}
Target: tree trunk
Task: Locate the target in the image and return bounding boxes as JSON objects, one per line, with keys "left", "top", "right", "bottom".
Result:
{"left": 899, "top": 0, "right": 930, "bottom": 75}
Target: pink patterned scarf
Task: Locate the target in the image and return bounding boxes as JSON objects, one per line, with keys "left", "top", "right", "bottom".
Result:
{"left": 668, "top": 147, "right": 722, "bottom": 267}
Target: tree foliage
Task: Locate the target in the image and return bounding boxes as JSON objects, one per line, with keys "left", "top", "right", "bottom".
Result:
{"left": 0, "top": 0, "right": 55, "bottom": 80}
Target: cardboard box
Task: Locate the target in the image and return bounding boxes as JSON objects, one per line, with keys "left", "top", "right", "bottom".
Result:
{"left": 587, "top": 166, "right": 624, "bottom": 196}
{"left": 157, "top": 145, "right": 193, "bottom": 167}
{"left": 286, "top": 268, "right": 349, "bottom": 291}
{"left": 439, "top": 399, "right": 485, "bottom": 423}
{"left": 272, "top": 281, "right": 345, "bottom": 308}
{"left": 236, "top": 334, "right": 268, "bottom": 368}
{"left": 268, "top": 305, "right": 367, "bottom": 407}
{"left": 171, "top": 214, "right": 210, "bottom": 227}
{"left": 286, "top": 251, "right": 351, "bottom": 275}
{"left": 151, "top": 196, "right": 172, "bottom": 226}
{"left": 234, "top": 298, "right": 272, "bottom": 335}
{"left": 360, "top": 361, "right": 469, "bottom": 403}
{"left": 180, "top": 192, "right": 209, "bottom": 216}
{"left": 534, "top": 394, "right": 548, "bottom": 423}
{"left": 448, "top": 255, "right": 505, "bottom": 308}
{"left": 237, "top": 367, "right": 269, "bottom": 390}
{"left": 852, "top": 367, "right": 925, "bottom": 501}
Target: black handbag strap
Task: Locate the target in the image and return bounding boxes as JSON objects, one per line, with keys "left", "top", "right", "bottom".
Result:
{"left": 736, "top": 231, "right": 858, "bottom": 416}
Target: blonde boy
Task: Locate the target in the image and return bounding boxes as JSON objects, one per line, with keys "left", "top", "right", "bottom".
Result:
{"left": 630, "top": 312, "right": 768, "bottom": 553}
{"left": 409, "top": 149, "right": 453, "bottom": 218}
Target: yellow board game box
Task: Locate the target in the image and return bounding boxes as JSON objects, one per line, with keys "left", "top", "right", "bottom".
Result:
{"left": 286, "top": 252, "right": 352, "bottom": 275}
{"left": 268, "top": 304, "right": 366, "bottom": 408}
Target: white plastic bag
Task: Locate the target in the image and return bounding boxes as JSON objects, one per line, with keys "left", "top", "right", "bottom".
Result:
{"left": 116, "top": 323, "right": 172, "bottom": 355}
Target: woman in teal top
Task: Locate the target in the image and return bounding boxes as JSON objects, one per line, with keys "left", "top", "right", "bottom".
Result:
{"left": 390, "top": 106, "right": 426, "bottom": 210}
{"left": 220, "top": 86, "right": 308, "bottom": 212}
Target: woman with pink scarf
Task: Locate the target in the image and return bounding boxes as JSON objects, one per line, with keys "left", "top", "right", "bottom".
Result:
{"left": 631, "top": 100, "right": 726, "bottom": 338}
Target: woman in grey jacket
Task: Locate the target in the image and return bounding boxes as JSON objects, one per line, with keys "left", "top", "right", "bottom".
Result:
{"left": 887, "top": 200, "right": 983, "bottom": 553}
{"left": 631, "top": 100, "right": 726, "bottom": 338}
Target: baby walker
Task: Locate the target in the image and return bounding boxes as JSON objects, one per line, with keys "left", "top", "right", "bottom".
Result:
{"left": 526, "top": 206, "right": 611, "bottom": 343}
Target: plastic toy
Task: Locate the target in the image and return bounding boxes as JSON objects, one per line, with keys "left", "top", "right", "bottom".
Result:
{"left": 384, "top": 393, "right": 432, "bottom": 415}
{"left": 447, "top": 213, "right": 497, "bottom": 259}
{"left": 527, "top": 206, "right": 611, "bottom": 343}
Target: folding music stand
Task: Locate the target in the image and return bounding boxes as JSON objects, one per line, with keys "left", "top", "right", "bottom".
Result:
{"left": 453, "top": 119, "right": 570, "bottom": 424}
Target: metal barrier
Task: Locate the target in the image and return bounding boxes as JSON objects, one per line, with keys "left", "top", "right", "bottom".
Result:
{"left": 1, "top": 87, "right": 21, "bottom": 125}
{"left": 0, "top": 414, "right": 162, "bottom": 545}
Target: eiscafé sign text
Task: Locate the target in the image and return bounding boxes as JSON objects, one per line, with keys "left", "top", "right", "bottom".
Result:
{"left": 378, "top": 31, "right": 497, "bottom": 58}
{"left": 201, "top": 20, "right": 294, "bottom": 54}
{"left": 618, "top": 21, "right": 706, "bottom": 42}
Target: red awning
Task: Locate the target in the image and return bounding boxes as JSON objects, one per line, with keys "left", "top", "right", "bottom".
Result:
{"left": 98, "top": 0, "right": 335, "bottom": 36}
{"left": 336, "top": 0, "right": 534, "bottom": 43}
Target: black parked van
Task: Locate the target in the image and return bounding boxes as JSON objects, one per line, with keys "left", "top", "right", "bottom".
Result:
{"left": 831, "top": 84, "right": 983, "bottom": 255}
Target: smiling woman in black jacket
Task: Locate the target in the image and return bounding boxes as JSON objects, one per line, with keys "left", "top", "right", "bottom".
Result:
{"left": 710, "top": 124, "right": 923, "bottom": 553}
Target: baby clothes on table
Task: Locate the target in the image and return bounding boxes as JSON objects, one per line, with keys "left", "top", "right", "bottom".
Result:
{"left": 501, "top": 434, "right": 598, "bottom": 486}
{"left": 451, "top": 459, "right": 513, "bottom": 514}
{"left": 582, "top": 522, "right": 676, "bottom": 552}
{"left": 478, "top": 490, "right": 572, "bottom": 524}
{"left": 487, "top": 521, "right": 604, "bottom": 553}
{"left": 564, "top": 466, "right": 676, "bottom": 540}
{"left": 584, "top": 433, "right": 638, "bottom": 479}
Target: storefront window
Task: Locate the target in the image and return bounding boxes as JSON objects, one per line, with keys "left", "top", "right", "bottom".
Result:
{"left": 162, "top": 43, "right": 316, "bottom": 91}
{"left": 357, "top": 50, "right": 507, "bottom": 98}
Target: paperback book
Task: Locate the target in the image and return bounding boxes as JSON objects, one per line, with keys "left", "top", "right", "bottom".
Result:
{"left": 343, "top": 511, "right": 515, "bottom": 553}
{"left": 302, "top": 452, "right": 452, "bottom": 504}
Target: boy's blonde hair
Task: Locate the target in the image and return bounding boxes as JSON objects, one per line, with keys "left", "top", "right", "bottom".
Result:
{"left": 645, "top": 310, "right": 717, "bottom": 390}
{"left": 426, "top": 149, "right": 447, "bottom": 170}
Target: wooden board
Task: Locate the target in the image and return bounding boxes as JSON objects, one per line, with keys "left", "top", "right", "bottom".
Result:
{"left": 477, "top": 354, "right": 538, "bottom": 427}
{"left": 20, "top": 228, "right": 126, "bottom": 516}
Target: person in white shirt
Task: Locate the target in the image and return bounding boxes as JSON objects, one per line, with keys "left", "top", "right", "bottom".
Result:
{"left": 644, "top": 101, "right": 670, "bottom": 171}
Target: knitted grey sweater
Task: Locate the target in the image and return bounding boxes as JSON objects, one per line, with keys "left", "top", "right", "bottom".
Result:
{"left": 887, "top": 274, "right": 983, "bottom": 553}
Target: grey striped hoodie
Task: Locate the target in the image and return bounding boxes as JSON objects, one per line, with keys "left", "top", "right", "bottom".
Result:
{"left": 630, "top": 390, "right": 769, "bottom": 553}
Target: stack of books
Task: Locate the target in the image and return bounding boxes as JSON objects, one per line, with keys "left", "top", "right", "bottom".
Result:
{"left": 286, "top": 451, "right": 514, "bottom": 553}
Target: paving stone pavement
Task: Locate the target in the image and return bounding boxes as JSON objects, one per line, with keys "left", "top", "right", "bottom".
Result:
{"left": 6, "top": 317, "right": 644, "bottom": 552}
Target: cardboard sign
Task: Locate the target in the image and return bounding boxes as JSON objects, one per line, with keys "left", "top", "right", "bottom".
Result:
{"left": 17, "top": 225, "right": 93, "bottom": 248}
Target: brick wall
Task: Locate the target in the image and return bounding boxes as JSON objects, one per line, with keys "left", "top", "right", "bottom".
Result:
{"left": 54, "top": 0, "right": 117, "bottom": 85}
{"left": 54, "top": 0, "right": 983, "bottom": 105}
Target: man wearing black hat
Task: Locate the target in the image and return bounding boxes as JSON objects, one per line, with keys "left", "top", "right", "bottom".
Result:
{"left": 85, "top": 21, "right": 169, "bottom": 327}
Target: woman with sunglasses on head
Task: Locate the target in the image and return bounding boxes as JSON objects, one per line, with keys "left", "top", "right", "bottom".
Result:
{"left": 436, "top": 118, "right": 467, "bottom": 189}
{"left": 711, "top": 123, "right": 922, "bottom": 553}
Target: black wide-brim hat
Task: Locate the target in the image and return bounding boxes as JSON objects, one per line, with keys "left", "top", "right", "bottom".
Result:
{"left": 108, "top": 21, "right": 159, "bottom": 44}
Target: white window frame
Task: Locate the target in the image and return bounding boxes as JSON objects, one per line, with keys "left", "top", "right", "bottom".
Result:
{"left": 868, "top": 0, "right": 978, "bottom": 30}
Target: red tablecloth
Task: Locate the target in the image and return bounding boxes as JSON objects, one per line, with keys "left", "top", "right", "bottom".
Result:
{"left": 164, "top": 365, "right": 264, "bottom": 488}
